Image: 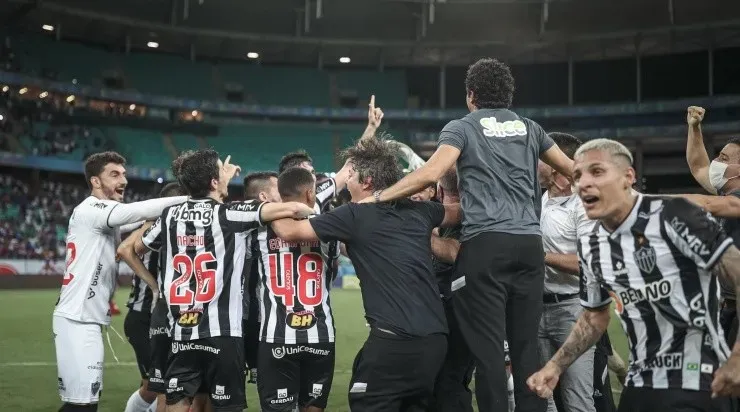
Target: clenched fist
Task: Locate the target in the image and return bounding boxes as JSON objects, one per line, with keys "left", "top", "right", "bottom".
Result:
{"left": 687, "top": 106, "right": 705, "bottom": 127}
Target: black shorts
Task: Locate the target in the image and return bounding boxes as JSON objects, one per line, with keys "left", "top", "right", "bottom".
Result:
{"left": 349, "top": 329, "right": 447, "bottom": 412}
{"left": 257, "top": 341, "right": 335, "bottom": 411}
{"left": 147, "top": 300, "right": 171, "bottom": 394}
{"left": 617, "top": 387, "right": 736, "bottom": 412}
{"left": 166, "top": 336, "right": 246, "bottom": 412}
{"left": 124, "top": 309, "right": 151, "bottom": 380}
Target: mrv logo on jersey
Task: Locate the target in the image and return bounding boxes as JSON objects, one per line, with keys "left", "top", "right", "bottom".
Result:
{"left": 669, "top": 217, "right": 711, "bottom": 257}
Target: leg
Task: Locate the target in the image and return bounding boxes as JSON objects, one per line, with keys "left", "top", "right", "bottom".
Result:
{"left": 53, "top": 316, "right": 104, "bottom": 409}
{"left": 538, "top": 307, "right": 558, "bottom": 412}
{"left": 551, "top": 300, "right": 596, "bottom": 412}
{"left": 505, "top": 234, "right": 547, "bottom": 412}
{"left": 592, "top": 339, "right": 616, "bottom": 412}
{"left": 451, "top": 234, "right": 508, "bottom": 412}
{"left": 429, "top": 300, "right": 476, "bottom": 412}
{"left": 164, "top": 342, "right": 202, "bottom": 412}
{"left": 299, "top": 342, "right": 335, "bottom": 412}
{"left": 257, "top": 343, "right": 301, "bottom": 412}
{"left": 124, "top": 311, "right": 158, "bottom": 411}
{"left": 202, "top": 337, "right": 246, "bottom": 412}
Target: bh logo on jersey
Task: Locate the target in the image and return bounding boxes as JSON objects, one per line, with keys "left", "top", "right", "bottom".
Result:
{"left": 479, "top": 117, "right": 527, "bottom": 138}
{"left": 286, "top": 310, "right": 317, "bottom": 330}
{"left": 177, "top": 310, "right": 203, "bottom": 327}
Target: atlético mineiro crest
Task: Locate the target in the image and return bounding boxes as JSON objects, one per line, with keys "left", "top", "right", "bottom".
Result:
{"left": 633, "top": 234, "right": 656, "bottom": 274}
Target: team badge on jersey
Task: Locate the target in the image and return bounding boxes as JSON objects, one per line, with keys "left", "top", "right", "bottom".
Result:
{"left": 286, "top": 310, "right": 317, "bottom": 330}
{"left": 634, "top": 235, "right": 657, "bottom": 274}
{"left": 177, "top": 309, "right": 203, "bottom": 327}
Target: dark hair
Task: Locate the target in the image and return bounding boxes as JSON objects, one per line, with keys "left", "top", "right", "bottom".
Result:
{"left": 171, "top": 150, "right": 194, "bottom": 181}
{"left": 465, "top": 58, "right": 515, "bottom": 109}
{"left": 548, "top": 132, "right": 583, "bottom": 159}
{"left": 178, "top": 149, "right": 220, "bottom": 198}
{"left": 159, "top": 182, "right": 186, "bottom": 197}
{"left": 341, "top": 137, "right": 403, "bottom": 191}
{"left": 278, "top": 150, "right": 313, "bottom": 174}
{"left": 278, "top": 167, "right": 315, "bottom": 199}
{"left": 243, "top": 171, "right": 278, "bottom": 200}
{"left": 84, "top": 151, "right": 126, "bottom": 189}
{"left": 438, "top": 168, "right": 459, "bottom": 194}
{"left": 726, "top": 137, "right": 740, "bottom": 148}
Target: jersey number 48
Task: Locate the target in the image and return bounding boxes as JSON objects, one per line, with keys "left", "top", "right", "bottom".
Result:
{"left": 267, "top": 252, "right": 324, "bottom": 308}
{"left": 170, "top": 252, "right": 217, "bottom": 305}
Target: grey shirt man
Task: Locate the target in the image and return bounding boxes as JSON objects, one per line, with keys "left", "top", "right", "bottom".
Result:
{"left": 438, "top": 108, "right": 554, "bottom": 241}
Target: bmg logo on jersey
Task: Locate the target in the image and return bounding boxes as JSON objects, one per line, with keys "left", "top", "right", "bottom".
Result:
{"left": 174, "top": 203, "right": 214, "bottom": 225}
{"left": 479, "top": 117, "right": 527, "bottom": 138}
{"left": 286, "top": 310, "right": 317, "bottom": 330}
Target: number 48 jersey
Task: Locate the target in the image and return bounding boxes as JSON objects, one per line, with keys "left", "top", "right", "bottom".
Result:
{"left": 253, "top": 219, "right": 338, "bottom": 344}
{"left": 142, "top": 198, "right": 266, "bottom": 341}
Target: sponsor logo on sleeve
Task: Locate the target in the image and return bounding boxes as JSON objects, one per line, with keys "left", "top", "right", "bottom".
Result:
{"left": 669, "top": 217, "right": 711, "bottom": 256}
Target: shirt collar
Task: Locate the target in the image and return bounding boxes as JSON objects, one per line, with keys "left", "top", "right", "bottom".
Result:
{"left": 600, "top": 193, "right": 643, "bottom": 238}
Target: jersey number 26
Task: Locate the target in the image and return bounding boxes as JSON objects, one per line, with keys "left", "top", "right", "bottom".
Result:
{"left": 170, "top": 252, "right": 217, "bottom": 305}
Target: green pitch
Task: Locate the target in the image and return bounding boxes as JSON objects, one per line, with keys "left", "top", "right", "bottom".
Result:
{"left": 0, "top": 289, "right": 628, "bottom": 411}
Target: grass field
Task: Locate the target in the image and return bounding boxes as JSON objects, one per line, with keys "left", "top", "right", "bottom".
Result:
{"left": 0, "top": 289, "right": 629, "bottom": 411}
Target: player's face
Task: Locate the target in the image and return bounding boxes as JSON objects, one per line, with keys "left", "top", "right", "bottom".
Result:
{"left": 215, "top": 159, "right": 229, "bottom": 201}
{"left": 537, "top": 160, "right": 554, "bottom": 187}
{"left": 574, "top": 150, "right": 634, "bottom": 221}
{"left": 717, "top": 143, "right": 740, "bottom": 165}
{"left": 346, "top": 167, "right": 366, "bottom": 202}
{"left": 95, "top": 163, "right": 127, "bottom": 202}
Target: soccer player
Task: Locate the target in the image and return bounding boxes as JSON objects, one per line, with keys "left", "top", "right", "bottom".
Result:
{"left": 242, "top": 171, "right": 281, "bottom": 384}
{"left": 527, "top": 138, "right": 740, "bottom": 411}
{"left": 122, "top": 182, "right": 187, "bottom": 412}
{"left": 253, "top": 167, "right": 339, "bottom": 412}
{"left": 125, "top": 149, "right": 314, "bottom": 412}
{"left": 53, "top": 152, "right": 188, "bottom": 412}
{"left": 270, "top": 138, "right": 461, "bottom": 411}
{"left": 358, "top": 58, "right": 574, "bottom": 412}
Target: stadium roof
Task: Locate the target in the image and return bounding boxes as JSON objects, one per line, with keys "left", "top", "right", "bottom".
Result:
{"left": 6, "top": 0, "right": 740, "bottom": 66}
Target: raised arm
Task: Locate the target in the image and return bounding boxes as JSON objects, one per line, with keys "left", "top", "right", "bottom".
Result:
{"left": 107, "top": 196, "right": 188, "bottom": 228}
{"left": 686, "top": 106, "right": 716, "bottom": 194}
{"left": 358, "top": 95, "right": 384, "bottom": 142}
{"left": 371, "top": 145, "right": 460, "bottom": 203}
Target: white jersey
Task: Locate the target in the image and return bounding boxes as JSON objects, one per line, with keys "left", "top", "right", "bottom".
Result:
{"left": 54, "top": 196, "right": 124, "bottom": 325}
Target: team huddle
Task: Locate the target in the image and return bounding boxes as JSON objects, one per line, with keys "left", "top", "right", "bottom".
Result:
{"left": 52, "top": 58, "right": 740, "bottom": 412}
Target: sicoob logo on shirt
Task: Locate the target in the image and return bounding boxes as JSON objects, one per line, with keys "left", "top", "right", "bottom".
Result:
{"left": 286, "top": 310, "right": 317, "bottom": 330}
{"left": 479, "top": 117, "right": 527, "bottom": 138}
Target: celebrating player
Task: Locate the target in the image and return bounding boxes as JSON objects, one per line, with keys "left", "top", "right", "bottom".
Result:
{"left": 253, "top": 167, "right": 339, "bottom": 412}
{"left": 527, "top": 138, "right": 740, "bottom": 411}
{"left": 123, "top": 149, "right": 314, "bottom": 412}
{"left": 53, "top": 152, "right": 188, "bottom": 412}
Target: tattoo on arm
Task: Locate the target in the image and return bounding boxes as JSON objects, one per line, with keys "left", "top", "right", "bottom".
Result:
{"left": 552, "top": 309, "right": 609, "bottom": 371}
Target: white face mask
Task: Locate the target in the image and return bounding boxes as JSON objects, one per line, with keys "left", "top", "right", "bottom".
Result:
{"left": 709, "top": 160, "right": 739, "bottom": 191}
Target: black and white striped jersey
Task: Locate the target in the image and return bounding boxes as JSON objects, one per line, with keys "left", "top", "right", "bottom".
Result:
{"left": 578, "top": 194, "right": 734, "bottom": 391}
{"left": 126, "top": 250, "right": 159, "bottom": 314}
{"left": 254, "top": 219, "right": 339, "bottom": 344}
{"left": 142, "top": 198, "right": 265, "bottom": 341}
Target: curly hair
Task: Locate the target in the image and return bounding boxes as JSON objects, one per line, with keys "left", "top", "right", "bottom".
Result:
{"left": 341, "top": 137, "right": 404, "bottom": 191}
{"left": 465, "top": 58, "right": 515, "bottom": 109}
{"left": 278, "top": 150, "right": 313, "bottom": 174}
{"left": 177, "top": 149, "right": 220, "bottom": 198}
{"left": 83, "top": 151, "right": 126, "bottom": 189}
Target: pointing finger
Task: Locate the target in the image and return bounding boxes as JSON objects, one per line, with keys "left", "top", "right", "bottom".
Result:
{"left": 369, "top": 95, "right": 375, "bottom": 109}
{"left": 224, "top": 155, "right": 231, "bottom": 166}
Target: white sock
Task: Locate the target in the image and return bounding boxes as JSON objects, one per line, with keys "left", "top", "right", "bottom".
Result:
{"left": 146, "top": 397, "right": 158, "bottom": 412}
{"left": 125, "top": 390, "right": 152, "bottom": 412}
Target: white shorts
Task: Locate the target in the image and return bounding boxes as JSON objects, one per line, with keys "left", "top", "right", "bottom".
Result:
{"left": 53, "top": 315, "right": 104, "bottom": 404}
